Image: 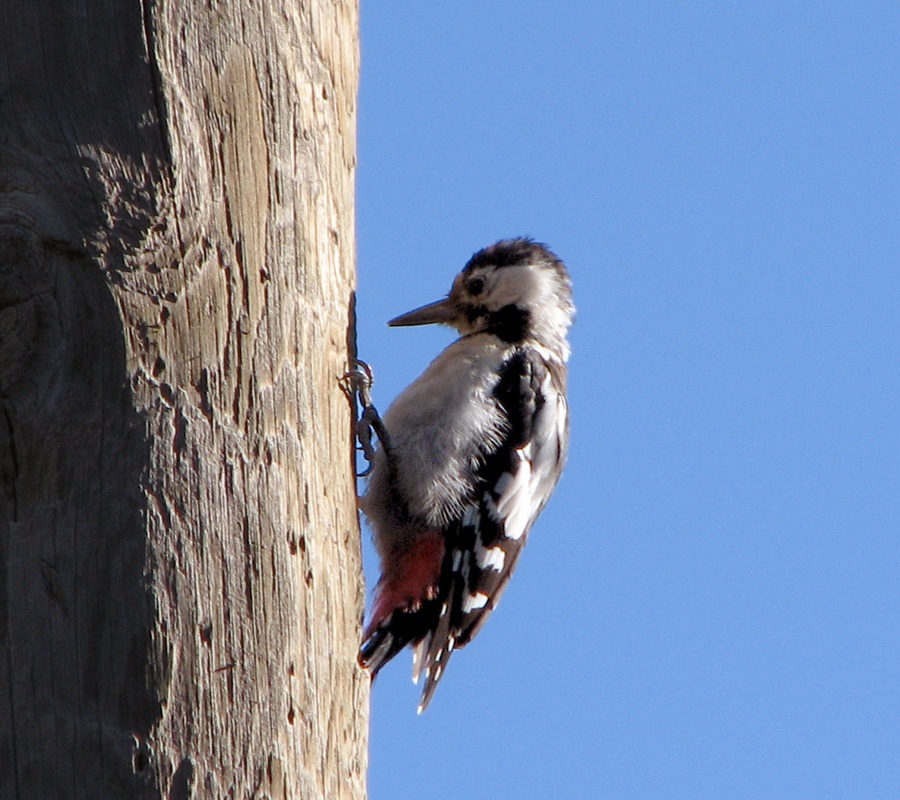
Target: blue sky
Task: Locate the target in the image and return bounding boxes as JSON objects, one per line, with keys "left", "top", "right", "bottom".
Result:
{"left": 355, "top": 5, "right": 899, "bottom": 798}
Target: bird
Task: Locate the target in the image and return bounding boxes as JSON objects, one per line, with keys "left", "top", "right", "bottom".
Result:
{"left": 358, "top": 238, "right": 573, "bottom": 712}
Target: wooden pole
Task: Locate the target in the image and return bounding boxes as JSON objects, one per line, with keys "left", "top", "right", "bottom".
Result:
{"left": 0, "top": 1, "right": 367, "bottom": 797}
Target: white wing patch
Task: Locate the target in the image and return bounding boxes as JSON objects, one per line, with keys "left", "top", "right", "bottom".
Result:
{"left": 462, "top": 592, "right": 490, "bottom": 613}
{"left": 493, "top": 456, "right": 535, "bottom": 541}
{"left": 475, "top": 541, "right": 506, "bottom": 572}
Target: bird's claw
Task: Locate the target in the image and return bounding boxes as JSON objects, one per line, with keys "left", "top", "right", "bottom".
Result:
{"left": 342, "top": 359, "right": 391, "bottom": 477}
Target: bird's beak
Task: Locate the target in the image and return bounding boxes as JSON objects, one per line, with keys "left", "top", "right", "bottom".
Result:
{"left": 388, "top": 298, "right": 458, "bottom": 327}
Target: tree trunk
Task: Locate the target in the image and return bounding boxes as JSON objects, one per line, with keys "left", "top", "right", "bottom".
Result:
{"left": 0, "top": 1, "right": 366, "bottom": 798}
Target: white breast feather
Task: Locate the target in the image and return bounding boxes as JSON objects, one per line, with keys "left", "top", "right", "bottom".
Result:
{"left": 382, "top": 336, "right": 507, "bottom": 526}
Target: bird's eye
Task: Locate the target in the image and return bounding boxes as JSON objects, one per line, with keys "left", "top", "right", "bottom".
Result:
{"left": 467, "top": 277, "right": 485, "bottom": 296}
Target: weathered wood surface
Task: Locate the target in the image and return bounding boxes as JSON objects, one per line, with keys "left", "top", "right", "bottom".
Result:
{"left": 0, "top": 1, "right": 367, "bottom": 797}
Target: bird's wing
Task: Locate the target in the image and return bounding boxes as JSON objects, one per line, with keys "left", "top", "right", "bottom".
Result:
{"left": 416, "top": 348, "right": 569, "bottom": 710}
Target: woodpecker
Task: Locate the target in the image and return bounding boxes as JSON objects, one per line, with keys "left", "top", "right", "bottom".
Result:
{"left": 358, "top": 238, "right": 573, "bottom": 712}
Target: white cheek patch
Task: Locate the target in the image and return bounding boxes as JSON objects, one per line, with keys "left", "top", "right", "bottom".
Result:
{"left": 462, "top": 592, "right": 489, "bottom": 613}
{"left": 475, "top": 542, "right": 506, "bottom": 572}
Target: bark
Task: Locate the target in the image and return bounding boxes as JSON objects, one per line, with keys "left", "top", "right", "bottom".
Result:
{"left": 0, "top": 1, "right": 367, "bottom": 798}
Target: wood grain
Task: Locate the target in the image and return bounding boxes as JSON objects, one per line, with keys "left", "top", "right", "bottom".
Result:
{"left": 0, "top": 1, "right": 366, "bottom": 797}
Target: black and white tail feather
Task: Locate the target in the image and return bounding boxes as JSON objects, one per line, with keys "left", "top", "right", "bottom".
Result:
{"left": 358, "top": 238, "right": 573, "bottom": 712}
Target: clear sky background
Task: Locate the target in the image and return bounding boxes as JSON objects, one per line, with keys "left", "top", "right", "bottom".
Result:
{"left": 354, "top": 5, "right": 899, "bottom": 798}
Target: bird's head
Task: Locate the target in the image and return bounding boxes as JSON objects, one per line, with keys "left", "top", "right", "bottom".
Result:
{"left": 388, "top": 238, "right": 574, "bottom": 356}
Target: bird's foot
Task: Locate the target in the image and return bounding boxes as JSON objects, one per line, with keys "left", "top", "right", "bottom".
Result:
{"left": 341, "top": 359, "right": 391, "bottom": 477}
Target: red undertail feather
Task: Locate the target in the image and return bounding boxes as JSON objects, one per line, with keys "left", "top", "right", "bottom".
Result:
{"left": 359, "top": 532, "right": 445, "bottom": 674}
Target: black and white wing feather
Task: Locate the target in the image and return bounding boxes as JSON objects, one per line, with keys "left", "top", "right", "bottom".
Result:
{"left": 415, "top": 347, "right": 569, "bottom": 711}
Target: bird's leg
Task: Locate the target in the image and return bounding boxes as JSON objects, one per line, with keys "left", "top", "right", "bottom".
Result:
{"left": 342, "top": 359, "right": 392, "bottom": 477}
